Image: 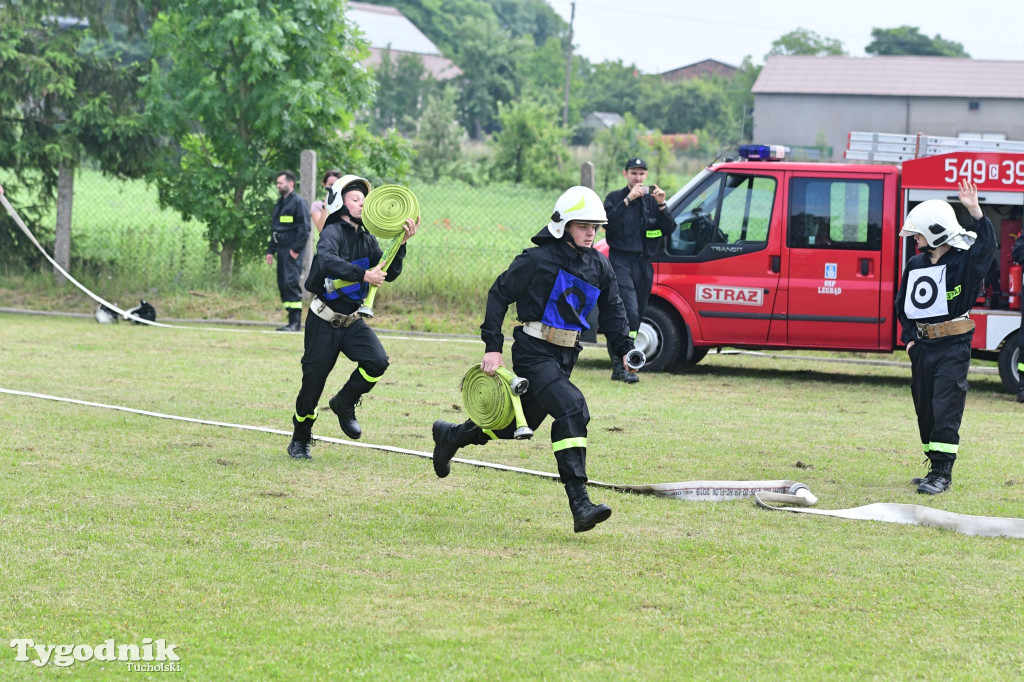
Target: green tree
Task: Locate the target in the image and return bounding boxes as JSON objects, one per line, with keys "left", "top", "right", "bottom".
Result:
{"left": 866, "top": 26, "right": 970, "bottom": 57}
{"left": 0, "top": 2, "right": 152, "bottom": 269}
{"left": 142, "top": 0, "right": 410, "bottom": 277}
{"left": 767, "top": 28, "right": 846, "bottom": 57}
{"left": 490, "top": 99, "right": 569, "bottom": 188}
{"left": 594, "top": 113, "right": 652, "bottom": 194}
{"left": 452, "top": 15, "right": 518, "bottom": 137}
{"left": 413, "top": 87, "right": 465, "bottom": 183}
{"left": 372, "top": 48, "right": 434, "bottom": 136}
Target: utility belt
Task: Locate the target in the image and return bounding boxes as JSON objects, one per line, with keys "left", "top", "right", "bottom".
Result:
{"left": 521, "top": 321, "right": 580, "bottom": 348}
{"left": 310, "top": 297, "right": 361, "bottom": 328}
{"left": 916, "top": 315, "right": 975, "bottom": 340}
{"left": 271, "top": 229, "right": 297, "bottom": 244}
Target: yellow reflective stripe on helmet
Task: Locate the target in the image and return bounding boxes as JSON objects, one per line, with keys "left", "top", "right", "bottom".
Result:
{"left": 552, "top": 437, "right": 586, "bottom": 452}
{"left": 283, "top": 301, "right": 303, "bottom": 309}
{"left": 929, "top": 442, "right": 959, "bottom": 454}
{"left": 279, "top": 215, "right": 294, "bottom": 223}
{"left": 646, "top": 229, "right": 662, "bottom": 238}
{"left": 482, "top": 429, "right": 497, "bottom": 440}
{"left": 294, "top": 411, "right": 317, "bottom": 422}
{"left": 359, "top": 367, "right": 383, "bottom": 383}
{"left": 566, "top": 194, "right": 586, "bottom": 213}
{"left": 1018, "top": 361, "right": 1024, "bottom": 372}
{"left": 628, "top": 330, "right": 638, "bottom": 339}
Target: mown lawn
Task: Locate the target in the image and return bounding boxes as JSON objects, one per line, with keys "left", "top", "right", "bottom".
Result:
{"left": 1, "top": 313, "right": 1023, "bottom": 680}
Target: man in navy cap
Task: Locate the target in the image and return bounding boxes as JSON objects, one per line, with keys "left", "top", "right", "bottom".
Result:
{"left": 602, "top": 157, "right": 675, "bottom": 383}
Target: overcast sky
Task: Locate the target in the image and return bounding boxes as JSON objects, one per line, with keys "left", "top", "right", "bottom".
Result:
{"left": 547, "top": 0, "right": 1024, "bottom": 73}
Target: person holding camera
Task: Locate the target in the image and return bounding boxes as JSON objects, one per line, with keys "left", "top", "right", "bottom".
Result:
{"left": 602, "top": 157, "right": 675, "bottom": 383}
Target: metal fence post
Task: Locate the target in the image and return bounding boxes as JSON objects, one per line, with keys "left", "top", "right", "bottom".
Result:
{"left": 580, "top": 162, "right": 594, "bottom": 190}
{"left": 299, "top": 149, "right": 317, "bottom": 303}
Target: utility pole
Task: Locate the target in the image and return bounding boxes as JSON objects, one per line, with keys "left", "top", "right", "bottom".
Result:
{"left": 561, "top": 1, "right": 575, "bottom": 130}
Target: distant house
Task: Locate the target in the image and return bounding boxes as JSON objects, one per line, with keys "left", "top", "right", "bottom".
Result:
{"left": 751, "top": 56, "right": 1024, "bottom": 160}
{"left": 661, "top": 59, "right": 736, "bottom": 83}
{"left": 581, "top": 112, "right": 625, "bottom": 130}
{"left": 348, "top": 2, "right": 461, "bottom": 80}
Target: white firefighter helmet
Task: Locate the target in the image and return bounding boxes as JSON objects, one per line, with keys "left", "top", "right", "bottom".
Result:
{"left": 546, "top": 186, "right": 607, "bottom": 238}
{"left": 899, "top": 200, "right": 966, "bottom": 248}
{"left": 324, "top": 174, "right": 372, "bottom": 217}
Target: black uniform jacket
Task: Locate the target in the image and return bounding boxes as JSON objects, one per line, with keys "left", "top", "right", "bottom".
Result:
{"left": 304, "top": 217, "right": 406, "bottom": 314}
{"left": 603, "top": 187, "right": 676, "bottom": 256}
{"left": 481, "top": 227, "right": 634, "bottom": 358}
{"left": 267, "top": 191, "right": 311, "bottom": 254}
{"left": 1012, "top": 232, "right": 1024, "bottom": 265}
{"left": 896, "top": 216, "right": 997, "bottom": 347}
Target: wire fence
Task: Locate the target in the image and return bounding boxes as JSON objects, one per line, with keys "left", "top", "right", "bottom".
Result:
{"left": 15, "top": 170, "right": 608, "bottom": 316}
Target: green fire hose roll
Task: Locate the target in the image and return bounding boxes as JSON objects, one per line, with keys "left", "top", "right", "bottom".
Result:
{"left": 461, "top": 366, "right": 530, "bottom": 435}
{"left": 362, "top": 184, "right": 420, "bottom": 240}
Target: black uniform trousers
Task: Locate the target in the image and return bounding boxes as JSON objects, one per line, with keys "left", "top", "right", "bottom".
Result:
{"left": 608, "top": 249, "right": 653, "bottom": 334}
{"left": 909, "top": 335, "right": 972, "bottom": 463}
{"left": 1017, "top": 313, "right": 1024, "bottom": 388}
{"left": 275, "top": 242, "right": 304, "bottom": 309}
{"left": 485, "top": 330, "right": 591, "bottom": 484}
{"left": 292, "top": 312, "right": 389, "bottom": 436}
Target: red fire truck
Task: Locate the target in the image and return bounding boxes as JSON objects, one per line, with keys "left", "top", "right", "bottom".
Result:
{"left": 591, "top": 133, "right": 1024, "bottom": 394}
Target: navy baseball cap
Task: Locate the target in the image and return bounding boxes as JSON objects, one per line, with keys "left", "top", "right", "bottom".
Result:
{"left": 625, "top": 157, "right": 647, "bottom": 170}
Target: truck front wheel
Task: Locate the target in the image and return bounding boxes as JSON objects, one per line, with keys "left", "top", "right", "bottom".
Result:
{"left": 997, "top": 330, "right": 1021, "bottom": 393}
{"left": 637, "top": 303, "right": 683, "bottom": 372}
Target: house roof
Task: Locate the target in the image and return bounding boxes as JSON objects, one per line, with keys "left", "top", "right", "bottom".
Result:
{"left": 661, "top": 58, "right": 737, "bottom": 80}
{"left": 752, "top": 56, "right": 1024, "bottom": 99}
{"left": 584, "top": 112, "right": 625, "bottom": 128}
{"left": 348, "top": 2, "right": 461, "bottom": 80}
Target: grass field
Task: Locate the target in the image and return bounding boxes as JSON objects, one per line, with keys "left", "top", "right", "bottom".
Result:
{"left": 2, "top": 312, "right": 1023, "bottom": 679}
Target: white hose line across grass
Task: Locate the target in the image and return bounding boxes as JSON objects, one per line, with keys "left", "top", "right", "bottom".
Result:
{"left": 5, "top": 386, "right": 1024, "bottom": 538}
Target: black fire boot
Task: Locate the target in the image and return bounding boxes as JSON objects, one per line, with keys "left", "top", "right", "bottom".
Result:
{"left": 287, "top": 439, "right": 312, "bottom": 459}
{"left": 277, "top": 308, "right": 302, "bottom": 332}
{"left": 564, "top": 481, "right": 612, "bottom": 533}
{"left": 1018, "top": 384, "right": 1024, "bottom": 404}
{"left": 329, "top": 372, "right": 374, "bottom": 439}
{"left": 431, "top": 419, "right": 489, "bottom": 478}
{"left": 623, "top": 370, "right": 640, "bottom": 384}
{"left": 287, "top": 414, "right": 314, "bottom": 459}
{"left": 610, "top": 363, "right": 625, "bottom": 382}
{"left": 917, "top": 460, "right": 954, "bottom": 495}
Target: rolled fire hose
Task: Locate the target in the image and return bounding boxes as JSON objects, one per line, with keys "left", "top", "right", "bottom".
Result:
{"left": 461, "top": 365, "right": 533, "bottom": 440}
{"left": 355, "top": 185, "right": 420, "bottom": 318}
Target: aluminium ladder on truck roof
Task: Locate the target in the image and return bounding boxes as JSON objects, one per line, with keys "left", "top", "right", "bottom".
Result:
{"left": 845, "top": 132, "right": 1024, "bottom": 162}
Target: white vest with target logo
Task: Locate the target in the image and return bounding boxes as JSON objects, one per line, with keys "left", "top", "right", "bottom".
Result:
{"left": 904, "top": 264, "right": 948, "bottom": 319}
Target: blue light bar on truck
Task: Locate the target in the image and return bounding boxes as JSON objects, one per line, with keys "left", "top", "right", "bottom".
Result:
{"left": 738, "top": 144, "right": 789, "bottom": 161}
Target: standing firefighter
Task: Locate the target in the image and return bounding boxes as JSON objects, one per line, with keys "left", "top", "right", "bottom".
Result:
{"left": 265, "top": 170, "right": 311, "bottom": 332}
{"left": 602, "top": 157, "right": 675, "bottom": 382}
{"left": 285, "top": 175, "right": 418, "bottom": 459}
{"left": 1012, "top": 231, "right": 1024, "bottom": 403}
{"left": 431, "top": 186, "right": 637, "bottom": 532}
{"left": 895, "top": 180, "right": 996, "bottom": 494}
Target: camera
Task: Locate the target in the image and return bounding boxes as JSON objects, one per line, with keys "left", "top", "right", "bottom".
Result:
{"left": 641, "top": 185, "right": 657, "bottom": 195}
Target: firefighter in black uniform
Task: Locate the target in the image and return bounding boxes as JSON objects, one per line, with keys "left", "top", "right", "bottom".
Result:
{"left": 285, "top": 175, "right": 418, "bottom": 459}
{"left": 603, "top": 157, "right": 675, "bottom": 383}
{"left": 895, "top": 180, "right": 996, "bottom": 494}
{"left": 266, "top": 170, "right": 311, "bottom": 332}
{"left": 1012, "top": 231, "right": 1024, "bottom": 403}
{"left": 430, "top": 186, "right": 636, "bottom": 533}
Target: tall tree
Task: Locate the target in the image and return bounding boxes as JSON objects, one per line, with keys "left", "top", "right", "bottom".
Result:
{"left": 413, "top": 87, "right": 465, "bottom": 183}
{"left": 767, "top": 28, "right": 846, "bottom": 57}
{"left": 143, "top": 0, "right": 410, "bottom": 277}
{"left": 371, "top": 48, "right": 433, "bottom": 136}
{"left": 491, "top": 98, "right": 569, "bottom": 188}
{"left": 866, "top": 26, "right": 970, "bottom": 57}
{"left": 0, "top": 1, "right": 152, "bottom": 274}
